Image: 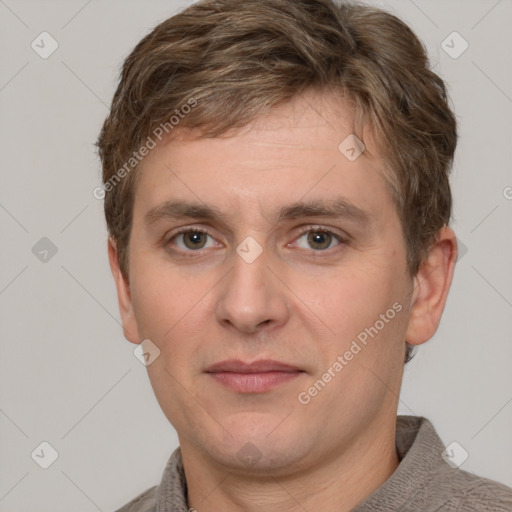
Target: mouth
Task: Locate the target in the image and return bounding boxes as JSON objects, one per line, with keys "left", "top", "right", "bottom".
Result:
{"left": 205, "top": 359, "right": 304, "bottom": 393}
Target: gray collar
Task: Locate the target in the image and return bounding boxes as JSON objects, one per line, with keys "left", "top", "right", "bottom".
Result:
{"left": 154, "top": 416, "right": 452, "bottom": 511}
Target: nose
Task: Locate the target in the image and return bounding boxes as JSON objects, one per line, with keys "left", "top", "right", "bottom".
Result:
{"left": 215, "top": 242, "right": 290, "bottom": 335}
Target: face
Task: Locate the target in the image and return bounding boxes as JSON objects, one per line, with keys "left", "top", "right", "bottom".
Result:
{"left": 109, "top": 90, "right": 444, "bottom": 476}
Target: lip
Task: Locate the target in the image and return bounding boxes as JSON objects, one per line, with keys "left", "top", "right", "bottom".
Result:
{"left": 205, "top": 359, "right": 304, "bottom": 393}
{"left": 206, "top": 359, "right": 301, "bottom": 373}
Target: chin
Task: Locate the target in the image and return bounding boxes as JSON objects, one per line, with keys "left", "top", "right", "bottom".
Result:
{"left": 202, "top": 413, "right": 311, "bottom": 475}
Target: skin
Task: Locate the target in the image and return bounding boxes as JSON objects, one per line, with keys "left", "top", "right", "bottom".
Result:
{"left": 108, "top": 90, "right": 458, "bottom": 511}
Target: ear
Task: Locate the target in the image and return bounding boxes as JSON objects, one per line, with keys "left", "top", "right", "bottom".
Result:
{"left": 405, "top": 227, "right": 458, "bottom": 346}
{"left": 107, "top": 236, "right": 140, "bottom": 344}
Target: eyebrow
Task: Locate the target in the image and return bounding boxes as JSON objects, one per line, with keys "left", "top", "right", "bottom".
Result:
{"left": 143, "top": 197, "right": 372, "bottom": 228}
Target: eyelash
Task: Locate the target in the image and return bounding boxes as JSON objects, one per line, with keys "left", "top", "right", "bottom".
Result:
{"left": 166, "top": 226, "right": 348, "bottom": 256}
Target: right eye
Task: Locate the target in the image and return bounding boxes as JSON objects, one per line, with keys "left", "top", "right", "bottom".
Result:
{"left": 167, "top": 227, "right": 220, "bottom": 252}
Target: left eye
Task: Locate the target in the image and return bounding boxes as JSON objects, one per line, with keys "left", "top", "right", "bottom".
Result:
{"left": 293, "top": 228, "right": 343, "bottom": 251}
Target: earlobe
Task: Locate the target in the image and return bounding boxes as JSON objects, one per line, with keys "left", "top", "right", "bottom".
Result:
{"left": 107, "top": 236, "right": 140, "bottom": 344}
{"left": 405, "top": 227, "right": 458, "bottom": 346}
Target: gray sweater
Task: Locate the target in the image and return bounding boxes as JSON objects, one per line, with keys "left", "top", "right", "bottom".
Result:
{"left": 115, "top": 416, "right": 512, "bottom": 511}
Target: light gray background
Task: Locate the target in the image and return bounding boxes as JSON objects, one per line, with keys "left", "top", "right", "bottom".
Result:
{"left": 0, "top": 0, "right": 511, "bottom": 510}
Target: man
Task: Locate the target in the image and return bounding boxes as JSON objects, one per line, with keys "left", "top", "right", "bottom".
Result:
{"left": 96, "top": 0, "right": 512, "bottom": 510}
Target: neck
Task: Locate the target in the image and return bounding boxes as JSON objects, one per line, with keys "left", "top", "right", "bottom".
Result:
{"left": 181, "top": 418, "right": 399, "bottom": 512}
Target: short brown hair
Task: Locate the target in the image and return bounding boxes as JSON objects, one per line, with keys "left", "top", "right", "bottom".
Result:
{"left": 96, "top": 0, "right": 457, "bottom": 362}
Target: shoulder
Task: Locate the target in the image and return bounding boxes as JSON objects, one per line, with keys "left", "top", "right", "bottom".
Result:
{"left": 392, "top": 416, "right": 512, "bottom": 511}
{"left": 452, "top": 472, "right": 512, "bottom": 511}
{"left": 114, "top": 486, "right": 158, "bottom": 512}
{"left": 423, "top": 460, "right": 512, "bottom": 511}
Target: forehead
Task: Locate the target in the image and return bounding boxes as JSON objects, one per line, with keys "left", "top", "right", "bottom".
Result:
{"left": 132, "top": 90, "right": 393, "bottom": 227}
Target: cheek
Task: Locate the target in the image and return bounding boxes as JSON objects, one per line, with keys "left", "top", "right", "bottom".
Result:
{"left": 130, "top": 256, "right": 199, "bottom": 339}
{"left": 295, "top": 268, "right": 408, "bottom": 415}
{"left": 297, "top": 263, "right": 408, "bottom": 360}
{"left": 308, "top": 265, "right": 395, "bottom": 324}
{"left": 130, "top": 259, "right": 214, "bottom": 383}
